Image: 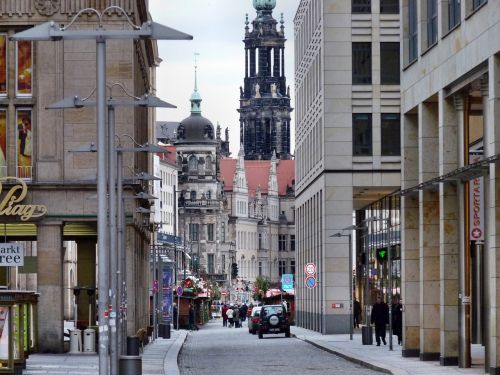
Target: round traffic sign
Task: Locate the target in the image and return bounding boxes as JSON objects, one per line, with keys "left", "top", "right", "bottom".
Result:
{"left": 176, "top": 286, "right": 183, "bottom": 296}
{"left": 305, "top": 263, "right": 316, "bottom": 275}
{"left": 305, "top": 276, "right": 317, "bottom": 289}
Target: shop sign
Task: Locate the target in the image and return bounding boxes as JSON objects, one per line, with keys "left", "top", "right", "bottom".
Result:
{"left": 469, "top": 154, "right": 484, "bottom": 241}
{"left": 0, "top": 243, "right": 23, "bottom": 266}
{"left": 0, "top": 177, "right": 47, "bottom": 221}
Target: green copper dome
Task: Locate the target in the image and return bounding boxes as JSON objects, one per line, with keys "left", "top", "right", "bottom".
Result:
{"left": 253, "top": 0, "right": 276, "bottom": 11}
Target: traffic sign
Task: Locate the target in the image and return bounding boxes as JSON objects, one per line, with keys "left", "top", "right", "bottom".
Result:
{"left": 305, "top": 263, "right": 316, "bottom": 275}
{"left": 176, "top": 286, "right": 183, "bottom": 296}
{"left": 305, "top": 276, "right": 317, "bottom": 289}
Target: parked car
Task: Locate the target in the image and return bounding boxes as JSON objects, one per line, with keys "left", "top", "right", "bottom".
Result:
{"left": 248, "top": 306, "right": 262, "bottom": 334}
{"left": 258, "top": 304, "right": 290, "bottom": 339}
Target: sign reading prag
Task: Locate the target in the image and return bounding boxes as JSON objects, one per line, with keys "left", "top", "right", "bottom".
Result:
{"left": 0, "top": 177, "right": 47, "bottom": 221}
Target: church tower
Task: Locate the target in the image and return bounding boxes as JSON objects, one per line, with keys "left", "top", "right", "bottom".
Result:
{"left": 238, "top": 0, "right": 292, "bottom": 160}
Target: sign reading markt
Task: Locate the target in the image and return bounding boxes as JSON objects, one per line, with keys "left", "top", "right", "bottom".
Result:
{"left": 0, "top": 243, "right": 24, "bottom": 266}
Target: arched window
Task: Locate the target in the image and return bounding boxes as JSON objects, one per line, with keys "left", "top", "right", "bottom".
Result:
{"left": 205, "top": 156, "right": 212, "bottom": 173}
{"left": 206, "top": 190, "right": 211, "bottom": 200}
{"left": 190, "top": 190, "right": 196, "bottom": 200}
{"left": 189, "top": 155, "right": 198, "bottom": 171}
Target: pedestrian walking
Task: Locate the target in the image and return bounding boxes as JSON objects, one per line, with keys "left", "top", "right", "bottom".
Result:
{"left": 392, "top": 296, "right": 403, "bottom": 345}
{"left": 188, "top": 303, "right": 198, "bottom": 331}
{"left": 371, "top": 295, "right": 389, "bottom": 346}
{"left": 353, "top": 297, "right": 361, "bottom": 328}
{"left": 227, "top": 306, "right": 234, "bottom": 327}
{"left": 239, "top": 303, "right": 248, "bottom": 326}
{"left": 222, "top": 304, "right": 228, "bottom": 327}
{"left": 233, "top": 305, "right": 240, "bottom": 328}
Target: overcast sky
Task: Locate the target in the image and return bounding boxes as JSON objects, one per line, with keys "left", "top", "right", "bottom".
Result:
{"left": 148, "top": 0, "right": 301, "bottom": 156}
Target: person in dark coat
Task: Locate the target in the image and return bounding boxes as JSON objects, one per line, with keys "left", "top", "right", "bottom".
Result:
{"left": 173, "top": 302, "right": 178, "bottom": 330}
{"left": 371, "top": 295, "right": 389, "bottom": 346}
{"left": 188, "top": 303, "right": 198, "bottom": 331}
{"left": 239, "top": 303, "right": 248, "bottom": 324}
{"left": 353, "top": 297, "right": 361, "bottom": 328}
{"left": 222, "top": 304, "right": 228, "bottom": 327}
{"left": 392, "top": 296, "right": 403, "bottom": 345}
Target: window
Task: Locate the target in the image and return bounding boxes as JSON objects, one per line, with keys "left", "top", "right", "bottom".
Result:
{"left": 258, "top": 262, "right": 262, "bottom": 277}
{"left": 279, "top": 235, "right": 287, "bottom": 251}
{"left": 188, "top": 155, "right": 197, "bottom": 171}
{"left": 17, "top": 109, "right": 33, "bottom": 178}
{"left": 222, "top": 254, "right": 226, "bottom": 270}
{"left": 353, "top": 114, "right": 372, "bottom": 156}
{"left": 352, "top": 42, "right": 372, "bottom": 84}
{"left": 380, "top": 43, "right": 400, "bottom": 84}
{"left": 290, "top": 235, "right": 295, "bottom": 251}
{"left": 189, "top": 223, "right": 199, "bottom": 241}
{"left": 279, "top": 260, "right": 286, "bottom": 276}
{"left": 207, "top": 254, "right": 214, "bottom": 274}
{"left": 473, "top": 0, "right": 487, "bottom": 11}
{"left": 381, "top": 114, "right": 401, "bottom": 156}
{"left": 206, "top": 190, "right": 211, "bottom": 200}
{"left": 16, "top": 41, "right": 32, "bottom": 97}
{"left": 258, "top": 233, "right": 263, "bottom": 250}
{"left": 207, "top": 224, "right": 214, "bottom": 241}
{"left": 205, "top": 156, "right": 212, "bottom": 173}
{"left": 190, "top": 190, "right": 196, "bottom": 200}
{"left": 448, "top": 0, "right": 460, "bottom": 29}
{"left": 352, "top": 0, "right": 371, "bottom": 13}
{"left": 0, "top": 35, "right": 6, "bottom": 96}
{"left": 427, "top": 0, "right": 438, "bottom": 47}
{"left": 291, "top": 260, "right": 296, "bottom": 275}
{"left": 408, "top": 0, "right": 418, "bottom": 62}
{"left": 221, "top": 222, "right": 226, "bottom": 242}
{"left": 380, "top": 0, "right": 399, "bottom": 14}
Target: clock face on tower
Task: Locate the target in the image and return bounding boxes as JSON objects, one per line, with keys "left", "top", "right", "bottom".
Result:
{"left": 252, "top": 0, "right": 276, "bottom": 11}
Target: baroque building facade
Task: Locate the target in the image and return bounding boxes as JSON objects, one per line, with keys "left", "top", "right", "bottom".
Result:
{"left": 294, "top": 0, "right": 401, "bottom": 334}
{"left": 0, "top": 0, "right": 163, "bottom": 353}
{"left": 239, "top": 0, "right": 293, "bottom": 161}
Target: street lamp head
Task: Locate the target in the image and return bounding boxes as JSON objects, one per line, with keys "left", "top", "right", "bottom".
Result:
{"left": 133, "top": 192, "right": 157, "bottom": 200}
{"left": 329, "top": 232, "right": 342, "bottom": 238}
{"left": 142, "top": 21, "right": 193, "bottom": 40}
{"left": 134, "top": 172, "right": 161, "bottom": 181}
{"left": 9, "top": 21, "right": 62, "bottom": 41}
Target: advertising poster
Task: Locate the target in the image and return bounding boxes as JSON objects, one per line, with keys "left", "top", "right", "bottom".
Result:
{"left": 0, "top": 111, "right": 6, "bottom": 176}
{"left": 161, "top": 265, "right": 173, "bottom": 322}
{"left": 17, "top": 109, "right": 32, "bottom": 178}
{"left": 0, "top": 306, "right": 9, "bottom": 360}
{"left": 16, "top": 41, "right": 32, "bottom": 96}
{"left": 0, "top": 35, "right": 6, "bottom": 95}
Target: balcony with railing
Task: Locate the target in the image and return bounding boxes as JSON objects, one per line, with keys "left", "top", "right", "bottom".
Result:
{"left": 181, "top": 198, "right": 220, "bottom": 209}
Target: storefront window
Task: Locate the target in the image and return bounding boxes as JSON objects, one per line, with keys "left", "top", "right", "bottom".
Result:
{"left": 16, "top": 109, "right": 32, "bottom": 179}
{"left": 16, "top": 41, "right": 32, "bottom": 97}
{"left": 0, "top": 35, "right": 6, "bottom": 96}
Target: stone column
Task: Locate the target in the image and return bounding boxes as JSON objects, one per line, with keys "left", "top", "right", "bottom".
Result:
{"left": 37, "top": 221, "right": 64, "bottom": 353}
{"left": 401, "top": 113, "right": 420, "bottom": 357}
{"left": 486, "top": 54, "right": 500, "bottom": 374}
{"left": 438, "top": 91, "right": 459, "bottom": 365}
{"left": 418, "top": 102, "right": 440, "bottom": 361}
{"left": 77, "top": 239, "right": 96, "bottom": 327}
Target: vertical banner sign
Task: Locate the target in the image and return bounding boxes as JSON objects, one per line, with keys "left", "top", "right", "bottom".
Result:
{"left": 0, "top": 111, "right": 6, "bottom": 176}
{"left": 161, "top": 264, "right": 173, "bottom": 322}
{"left": 470, "top": 153, "right": 484, "bottom": 241}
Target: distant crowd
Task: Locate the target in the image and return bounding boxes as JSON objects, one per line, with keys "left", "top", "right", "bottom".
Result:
{"left": 221, "top": 303, "right": 249, "bottom": 328}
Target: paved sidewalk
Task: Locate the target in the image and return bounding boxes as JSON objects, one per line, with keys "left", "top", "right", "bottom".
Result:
{"left": 291, "top": 326, "right": 485, "bottom": 375}
{"left": 22, "top": 329, "right": 187, "bottom": 374}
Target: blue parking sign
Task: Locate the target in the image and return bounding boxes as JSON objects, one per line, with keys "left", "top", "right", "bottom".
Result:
{"left": 281, "top": 274, "right": 294, "bottom": 290}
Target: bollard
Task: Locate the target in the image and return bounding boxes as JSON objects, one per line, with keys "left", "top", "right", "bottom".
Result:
{"left": 361, "top": 325, "right": 373, "bottom": 345}
{"left": 119, "top": 355, "right": 141, "bottom": 375}
{"left": 126, "top": 336, "right": 140, "bottom": 356}
{"left": 69, "top": 329, "right": 82, "bottom": 353}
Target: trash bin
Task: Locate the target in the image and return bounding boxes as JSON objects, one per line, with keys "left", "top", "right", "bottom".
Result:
{"left": 361, "top": 325, "right": 373, "bottom": 345}
{"left": 119, "top": 355, "right": 141, "bottom": 375}
{"left": 83, "top": 328, "right": 96, "bottom": 353}
{"left": 159, "top": 323, "right": 171, "bottom": 339}
{"left": 126, "top": 336, "right": 140, "bottom": 356}
{"left": 69, "top": 329, "right": 82, "bottom": 353}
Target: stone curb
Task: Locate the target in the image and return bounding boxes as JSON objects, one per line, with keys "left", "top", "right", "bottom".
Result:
{"left": 292, "top": 333, "right": 410, "bottom": 375}
{"left": 163, "top": 330, "right": 188, "bottom": 375}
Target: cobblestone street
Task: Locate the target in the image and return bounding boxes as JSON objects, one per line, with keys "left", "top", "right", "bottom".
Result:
{"left": 179, "top": 321, "right": 382, "bottom": 375}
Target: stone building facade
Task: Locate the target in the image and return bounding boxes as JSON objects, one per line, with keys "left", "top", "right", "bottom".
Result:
{"left": 294, "top": 0, "right": 401, "bottom": 334}
{"left": 0, "top": 0, "right": 163, "bottom": 352}
{"left": 400, "top": 0, "right": 499, "bottom": 371}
